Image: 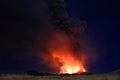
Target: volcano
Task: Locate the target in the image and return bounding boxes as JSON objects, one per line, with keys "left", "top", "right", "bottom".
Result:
{"left": 38, "top": 28, "right": 87, "bottom": 74}
{"left": 34, "top": 0, "right": 88, "bottom": 74}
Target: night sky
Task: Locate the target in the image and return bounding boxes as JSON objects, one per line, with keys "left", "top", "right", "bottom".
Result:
{"left": 65, "top": 0, "right": 120, "bottom": 73}
{"left": 0, "top": 0, "right": 120, "bottom": 74}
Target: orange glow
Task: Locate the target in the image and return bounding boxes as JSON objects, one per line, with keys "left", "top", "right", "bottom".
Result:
{"left": 45, "top": 30, "right": 87, "bottom": 74}
{"left": 51, "top": 49, "right": 87, "bottom": 74}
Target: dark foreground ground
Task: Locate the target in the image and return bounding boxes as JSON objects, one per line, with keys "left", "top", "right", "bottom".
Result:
{"left": 0, "top": 73, "right": 120, "bottom": 80}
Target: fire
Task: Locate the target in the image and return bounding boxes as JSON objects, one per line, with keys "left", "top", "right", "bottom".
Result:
{"left": 51, "top": 49, "right": 87, "bottom": 74}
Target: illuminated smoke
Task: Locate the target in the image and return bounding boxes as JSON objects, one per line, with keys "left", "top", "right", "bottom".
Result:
{"left": 36, "top": 27, "right": 87, "bottom": 74}
{"left": 47, "top": 30, "right": 87, "bottom": 74}
{"left": 33, "top": 0, "right": 87, "bottom": 74}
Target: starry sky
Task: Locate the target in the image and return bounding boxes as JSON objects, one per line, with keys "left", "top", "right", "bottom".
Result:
{"left": 0, "top": 0, "right": 120, "bottom": 74}
{"left": 65, "top": 0, "right": 120, "bottom": 73}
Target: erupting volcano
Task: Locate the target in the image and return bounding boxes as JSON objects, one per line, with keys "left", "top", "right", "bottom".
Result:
{"left": 41, "top": 29, "right": 87, "bottom": 74}
{"left": 36, "top": 25, "right": 87, "bottom": 74}
{"left": 34, "top": 0, "right": 88, "bottom": 74}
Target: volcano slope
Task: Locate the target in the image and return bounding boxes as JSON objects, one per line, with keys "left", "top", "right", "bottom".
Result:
{"left": 0, "top": 71, "right": 120, "bottom": 80}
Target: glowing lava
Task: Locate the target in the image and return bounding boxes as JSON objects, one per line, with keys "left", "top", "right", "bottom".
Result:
{"left": 46, "top": 30, "right": 87, "bottom": 74}
{"left": 51, "top": 49, "right": 87, "bottom": 74}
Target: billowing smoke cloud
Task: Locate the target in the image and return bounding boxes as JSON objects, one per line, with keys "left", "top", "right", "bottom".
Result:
{"left": 33, "top": 0, "right": 87, "bottom": 73}
{"left": 0, "top": 0, "right": 87, "bottom": 73}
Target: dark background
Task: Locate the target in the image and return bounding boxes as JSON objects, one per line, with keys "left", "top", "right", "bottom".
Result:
{"left": 65, "top": 0, "right": 120, "bottom": 73}
{"left": 0, "top": 0, "right": 120, "bottom": 74}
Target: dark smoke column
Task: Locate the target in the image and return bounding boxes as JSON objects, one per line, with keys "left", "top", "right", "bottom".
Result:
{"left": 39, "top": 0, "right": 88, "bottom": 74}
{"left": 46, "top": 0, "right": 87, "bottom": 51}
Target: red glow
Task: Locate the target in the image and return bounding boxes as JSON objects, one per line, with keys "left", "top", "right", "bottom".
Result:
{"left": 51, "top": 48, "right": 87, "bottom": 74}
{"left": 38, "top": 30, "right": 87, "bottom": 74}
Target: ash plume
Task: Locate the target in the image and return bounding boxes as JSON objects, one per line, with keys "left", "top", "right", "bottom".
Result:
{"left": 0, "top": 0, "right": 87, "bottom": 73}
